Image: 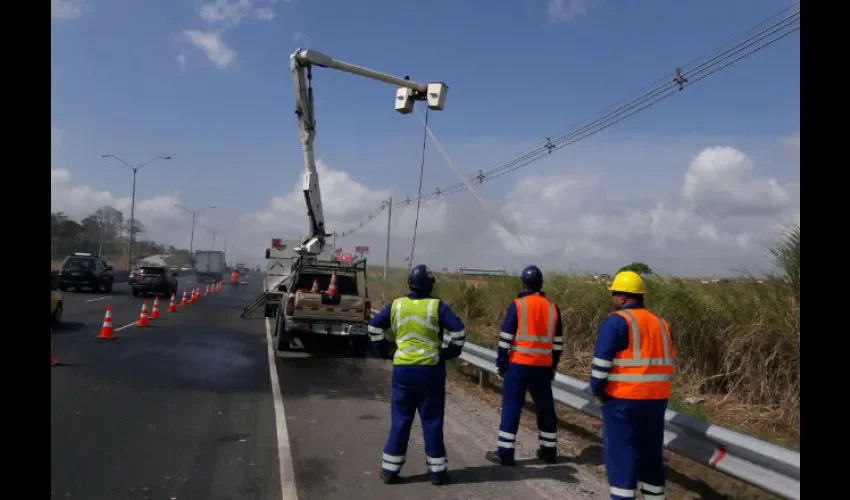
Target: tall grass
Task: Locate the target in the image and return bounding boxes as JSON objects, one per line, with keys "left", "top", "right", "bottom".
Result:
{"left": 370, "top": 228, "right": 801, "bottom": 441}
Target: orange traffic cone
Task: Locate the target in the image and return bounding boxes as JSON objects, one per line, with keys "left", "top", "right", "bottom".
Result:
{"left": 168, "top": 293, "right": 178, "bottom": 312}
{"left": 180, "top": 290, "right": 189, "bottom": 306}
{"left": 204, "top": 285, "right": 210, "bottom": 296}
{"left": 98, "top": 305, "right": 115, "bottom": 339}
{"left": 327, "top": 271, "right": 338, "bottom": 295}
{"left": 189, "top": 288, "right": 196, "bottom": 303}
{"left": 150, "top": 296, "right": 161, "bottom": 320}
{"left": 137, "top": 301, "right": 150, "bottom": 327}
{"left": 310, "top": 278, "right": 319, "bottom": 293}
{"left": 51, "top": 343, "right": 59, "bottom": 367}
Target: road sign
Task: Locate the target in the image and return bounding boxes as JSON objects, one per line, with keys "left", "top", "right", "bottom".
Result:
{"left": 271, "top": 238, "right": 282, "bottom": 248}
{"left": 336, "top": 253, "right": 353, "bottom": 263}
{"left": 355, "top": 246, "right": 370, "bottom": 253}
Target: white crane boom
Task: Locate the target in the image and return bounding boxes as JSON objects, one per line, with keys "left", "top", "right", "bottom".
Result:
{"left": 289, "top": 48, "right": 448, "bottom": 256}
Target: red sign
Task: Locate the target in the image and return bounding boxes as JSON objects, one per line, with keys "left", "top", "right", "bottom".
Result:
{"left": 336, "top": 253, "right": 353, "bottom": 263}
{"left": 335, "top": 248, "right": 343, "bottom": 254}
{"left": 271, "top": 238, "right": 283, "bottom": 249}
{"left": 355, "top": 246, "right": 370, "bottom": 253}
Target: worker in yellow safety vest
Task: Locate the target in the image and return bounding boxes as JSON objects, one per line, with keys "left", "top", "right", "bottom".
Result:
{"left": 590, "top": 271, "right": 675, "bottom": 500}
{"left": 368, "top": 264, "right": 467, "bottom": 486}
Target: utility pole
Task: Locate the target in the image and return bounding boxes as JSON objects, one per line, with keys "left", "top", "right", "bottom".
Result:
{"left": 332, "top": 229, "right": 336, "bottom": 251}
{"left": 383, "top": 197, "right": 392, "bottom": 280}
{"left": 174, "top": 204, "right": 216, "bottom": 254}
{"left": 101, "top": 154, "right": 172, "bottom": 272}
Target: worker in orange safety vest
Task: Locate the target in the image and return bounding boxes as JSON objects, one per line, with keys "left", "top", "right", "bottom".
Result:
{"left": 230, "top": 269, "right": 240, "bottom": 292}
{"left": 590, "top": 270, "right": 675, "bottom": 500}
{"left": 486, "top": 265, "right": 563, "bottom": 466}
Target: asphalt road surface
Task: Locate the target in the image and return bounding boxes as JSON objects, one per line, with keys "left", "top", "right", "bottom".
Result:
{"left": 51, "top": 277, "right": 609, "bottom": 500}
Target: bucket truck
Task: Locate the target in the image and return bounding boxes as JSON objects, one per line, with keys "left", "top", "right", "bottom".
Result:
{"left": 245, "top": 48, "right": 448, "bottom": 353}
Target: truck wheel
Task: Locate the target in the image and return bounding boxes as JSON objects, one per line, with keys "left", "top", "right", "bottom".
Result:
{"left": 275, "top": 313, "right": 292, "bottom": 351}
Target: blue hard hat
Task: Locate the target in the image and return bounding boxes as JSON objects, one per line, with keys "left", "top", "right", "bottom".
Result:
{"left": 408, "top": 264, "right": 436, "bottom": 291}
{"left": 520, "top": 265, "right": 543, "bottom": 290}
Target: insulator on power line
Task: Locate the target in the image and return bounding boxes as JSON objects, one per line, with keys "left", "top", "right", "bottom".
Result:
{"left": 673, "top": 68, "right": 688, "bottom": 91}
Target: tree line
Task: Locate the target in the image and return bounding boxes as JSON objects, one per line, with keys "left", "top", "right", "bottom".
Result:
{"left": 50, "top": 205, "right": 192, "bottom": 267}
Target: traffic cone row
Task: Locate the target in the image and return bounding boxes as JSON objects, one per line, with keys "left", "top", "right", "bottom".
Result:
{"left": 150, "top": 297, "right": 160, "bottom": 320}
{"left": 168, "top": 294, "right": 178, "bottom": 313}
{"left": 137, "top": 301, "right": 150, "bottom": 327}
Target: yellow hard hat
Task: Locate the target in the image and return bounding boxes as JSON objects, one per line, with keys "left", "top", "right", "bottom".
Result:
{"left": 609, "top": 271, "right": 646, "bottom": 295}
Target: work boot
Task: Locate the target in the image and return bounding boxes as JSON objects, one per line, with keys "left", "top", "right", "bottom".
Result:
{"left": 536, "top": 447, "right": 558, "bottom": 464}
{"left": 430, "top": 471, "right": 449, "bottom": 486}
{"left": 381, "top": 472, "right": 400, "bottom": 485}
{"left": 485, "top": 450, "right": 515, "bottom": 466}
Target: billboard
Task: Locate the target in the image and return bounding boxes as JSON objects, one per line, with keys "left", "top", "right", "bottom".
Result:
{"left": 355, "top": 246, "right": 370, "bottom": 253}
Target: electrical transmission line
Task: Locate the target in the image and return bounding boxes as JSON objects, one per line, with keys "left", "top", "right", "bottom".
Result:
{"left": 336, "top": 5, "right": 799, "bottom": 238}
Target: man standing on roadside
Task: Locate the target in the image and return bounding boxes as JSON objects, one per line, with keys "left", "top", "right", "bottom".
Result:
{"left": 230, "top": 268, "right": 240, "bottom": 292}
{"left": 368, "top": 264, "right": 467, "bottom": 486}
{"left": 487, "top": 265, "right": 564, "bottom": 466}
{"left": 590, "top": 270, "right": 675, "bottom": 500}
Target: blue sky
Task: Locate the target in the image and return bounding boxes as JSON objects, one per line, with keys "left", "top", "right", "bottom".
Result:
{"left": 51, "top": 0, "right": 800, "bottom": 275}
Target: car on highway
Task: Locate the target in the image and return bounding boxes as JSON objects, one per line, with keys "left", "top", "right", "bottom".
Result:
{"left": 56, "top": 253, "right": 115, "bottom": 293}
{"left": 131, "top": 265, "right": 178, "bottom": 297}
{"left": 50, "top": 275, "right": 63, "bottom": 324}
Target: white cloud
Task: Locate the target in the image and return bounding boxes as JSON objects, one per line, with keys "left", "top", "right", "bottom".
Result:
{"left": 548, "top": 0, "right": 597, "bottom": 23}
{"left": 177, "top": 53, "right": 187, "bottom": 72}
{"left": 681, "top": 146, "right": 792, "bottom": 217}
{"left": 51, "top": 0, "right": 87, "bottom": 21}
{"left": 199, "top": 0, "right": 280, "bottom": 27}
{"left": 51, "top": 168, "right": 185, "bottom": 234}
{"left": 181, "top": 30, "right": 236, "bottom": 69}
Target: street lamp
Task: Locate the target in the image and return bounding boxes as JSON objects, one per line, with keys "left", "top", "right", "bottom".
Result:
{"left": 174, "top": 204, "right": 216, "bottom": 254}
{"left": 101, "top": 154, "right": 172, "bottom": 272}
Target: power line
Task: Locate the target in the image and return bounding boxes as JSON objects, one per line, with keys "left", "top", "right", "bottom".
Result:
{"left": 337, "top": 6, "right": 799, "bottom": 239}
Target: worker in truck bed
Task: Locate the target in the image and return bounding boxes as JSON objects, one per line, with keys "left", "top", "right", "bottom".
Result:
{"left": 368, "top": 264, "right": 467, "bottom": 487}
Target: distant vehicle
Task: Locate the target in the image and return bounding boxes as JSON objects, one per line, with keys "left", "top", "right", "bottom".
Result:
{"left": 50, "top": 275, "right": 63, "bottom": 324}
{"left": 56, "top": 253, "right": 114, "bottom": 293}
{"left": 131, "top": 265, "right": 178, "bottom": 297}
{"left": 180, "top": 265, "right": 192, "bottom": 272}
{"left": 195, "top": 250, "right": 226, "bottom": 283}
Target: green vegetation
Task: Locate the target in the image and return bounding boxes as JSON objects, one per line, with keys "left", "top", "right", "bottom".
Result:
{"left": 371, "top": 225, "right": 801, "bottom": 446}
{"left": 51, "top": 206, "right": 192, "bottom": 268}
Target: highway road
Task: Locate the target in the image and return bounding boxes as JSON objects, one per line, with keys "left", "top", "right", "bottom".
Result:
{"left": 51, "top": 277, "right": 609, "bottom": 500}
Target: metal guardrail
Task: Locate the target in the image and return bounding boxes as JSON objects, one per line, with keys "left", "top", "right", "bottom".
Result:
{"left": 459, "top": 342, "right": 800, "bottom": 499}
{"left": 368, "top": 308, "right": 799, "bottom": 499}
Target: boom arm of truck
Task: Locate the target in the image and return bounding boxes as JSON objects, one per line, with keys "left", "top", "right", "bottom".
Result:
{"left": 289, "top": 49, "right": 449, "bottom": 256}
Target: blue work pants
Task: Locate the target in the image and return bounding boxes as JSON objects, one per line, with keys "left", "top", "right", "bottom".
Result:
{"left": 602, "top": 397, "right": 668, "bottom": 499}
{"left": 497, "top": 363, "right": 558, "bottom": 460}
{"left": 381, "top": 364, "right": 447, "bottom": 478}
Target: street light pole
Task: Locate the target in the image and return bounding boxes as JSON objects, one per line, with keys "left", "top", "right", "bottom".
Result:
{"left": 101, "top": 154, "right": 172, "bottom": 272}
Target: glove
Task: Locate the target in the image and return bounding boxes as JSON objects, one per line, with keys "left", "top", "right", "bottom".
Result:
{"left": 439, "top": 347, "right": 459, "bottom": 363}
{"left": 387, "top": 346, "right": 397, "bottom": 360}
{"left": 550, "top": 367, "right": 557, "bottom": 381}
{"left": 594, "top": 393, "right": 609, "bottom": 406}
{"left": 497, "top": 364, "right": 507, "bottom": 378}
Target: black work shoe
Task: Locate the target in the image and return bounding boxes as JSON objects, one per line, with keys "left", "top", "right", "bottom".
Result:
{"left": 485, "top": 450, "right": 516, "bottom": 466}
{"left": 535, "top": 448, "right": 558, "bottom": 464}
{"left": 381, "top": 473, "right": 400, "bottom": 484}
{"left": 430, "top": 471, "right": 449, "bottom": 486}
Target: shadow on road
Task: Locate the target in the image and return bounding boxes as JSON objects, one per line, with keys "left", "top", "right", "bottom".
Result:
{"left": 52, "top": 322, "right": 85, "bottom": 334}
{"left": 403, "top": 458, "right": 579, "bottom": 485}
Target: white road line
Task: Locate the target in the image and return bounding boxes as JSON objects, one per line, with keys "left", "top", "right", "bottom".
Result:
{"left": 115, "top": 321, "right": 139, "bottom": 332}
{"left": 265, "top": 317, "right": 299, "bottom": 500}
{"left": 86, "top": 297, "right": 108, "bottom": 303}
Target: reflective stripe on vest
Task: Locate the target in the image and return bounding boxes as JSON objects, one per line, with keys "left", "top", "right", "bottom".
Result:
{"left": 390, "top": 297, "right": 442, "bottom": 366}
{"left": 605, "top": 308, "right": 675, "bottom": 400}
{"left": 507, "top": 294, "right": 557, "bottom": 367}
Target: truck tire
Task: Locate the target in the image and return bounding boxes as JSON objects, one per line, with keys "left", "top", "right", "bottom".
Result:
{"left": 274, "top": 313, "right": 292, "bottom": 351}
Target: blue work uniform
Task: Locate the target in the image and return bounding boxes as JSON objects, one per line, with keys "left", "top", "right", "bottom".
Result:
{"left": 591, "top": 302, "right": 671, "bottom": 500}
{"left": 368, "top": 292, "right": 466, "bottom": 480}
{"left": 495, "top": 290, "right": 563, "bottom": 461}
